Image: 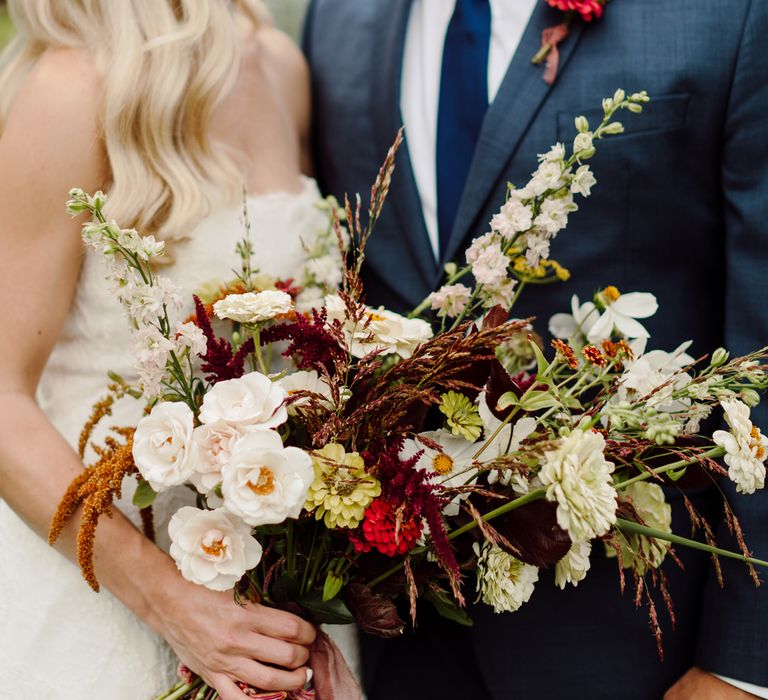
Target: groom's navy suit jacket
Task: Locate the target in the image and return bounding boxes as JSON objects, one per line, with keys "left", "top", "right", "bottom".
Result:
{"left": 305, "top": 1, "right": 768, "bottom": 697}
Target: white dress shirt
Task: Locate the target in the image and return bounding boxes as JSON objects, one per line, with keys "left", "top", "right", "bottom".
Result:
{"left": 401, "top": 0, "right": 539, "bottom": 258}
{"left": 400, "top": 2, "right": 768, "bottom": 697}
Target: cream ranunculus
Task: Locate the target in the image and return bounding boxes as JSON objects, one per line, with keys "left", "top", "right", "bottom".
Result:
{"left": 222, "top": 430, "right": 314, "bottom": 526}
{"left": 189, "top": 422, "right": 245, "bottom": 495}
{"left": 132, "top": 402, "right": 195, "bottom": 492}
{"left": 199, "top": 372, "right": 288, "bottom": 431}
{"left": 168, "top": 507, "right": 262, "bottom": 591}
{"left": 539, "top": 429, "right": 617, "bottom": 542}
{"left": 213, "top": 290, "right": 293, "bottom": 324}
{"left": 324, "top": 294, "right": 432, "bottom": 360}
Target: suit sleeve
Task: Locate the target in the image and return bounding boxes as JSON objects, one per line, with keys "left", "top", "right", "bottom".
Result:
{"left": 695, "top": 0, "right": 768, "bottom": 686}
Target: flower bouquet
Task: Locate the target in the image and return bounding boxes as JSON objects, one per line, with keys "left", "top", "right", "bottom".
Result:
{"left": 52, "top": 90, "right": 768, "bottom": 699}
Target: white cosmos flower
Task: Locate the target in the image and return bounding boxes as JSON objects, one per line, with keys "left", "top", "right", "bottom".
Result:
{"left": 555, "top": 541, "right": 592, "bottom": 589}
{"left": 548, "top": 294, "right": 599, "bottom": 344}
{"left": 199, "top": 372, "right": 288, "bottom": 431}
{"left": 189, "top": 421, "right": 245, "bottom": 495}
{"left": 213, "top": 290, "right": 293, "bottom": 324}
{"left": 400, "top": 430, "right": 478, "bottom": 516}
{"left": 169, "top": 507, "right": 262, "bottom": 591}
{"left": 325, "top": 294, "right": 432, "bottom": 360}
{"left": 222, "top": 430, "right": 314, "bottom": 526}
{"left": 539, "top": 429, "right": 617, "bottom": 542}
{"left": 609, "top": 482, "right": 672, "bottom": 574}
{"left": 478, "top": 392, "right": 537, "bottom": 490}
{"left": 133, "top": 402, "right": 195, "bottom": 492}
{"left": 615, "top": 341, "right": 694, "bottom": 411}
{"left": 587, "top": 288, "right": 658, "bottom": 343}
{"left": 713, "top": 399, "right": 768, "bottom": 494}
{"left": 275, "top": 370, "right": 334, "bottom": 413}
{"left": 475, "top": 542, "right": 539, "bottom": 614}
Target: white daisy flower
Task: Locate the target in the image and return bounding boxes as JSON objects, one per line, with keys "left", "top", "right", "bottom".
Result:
{"left": 548, "top": 294, "right": 600, "bottom": 344}
{"left": 587, "top": 287, "right": 658, "bottom": 343}
{"left": 400, "top": 430, "right": 478, "bottom": 516}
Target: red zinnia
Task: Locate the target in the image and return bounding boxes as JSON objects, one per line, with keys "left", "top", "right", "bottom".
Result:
{"left": 546, "top": 0, "right": 604, "bottom": 22}
{"left": 353, "top": 499, "right": 424, "bottom": 558}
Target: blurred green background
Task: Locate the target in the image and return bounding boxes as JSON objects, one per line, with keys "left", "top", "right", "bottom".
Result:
{"left": 0, "top": 5, "right": 12, "bottom": 49}
{"left": 0, "top": 1, "right": 310, "bottom": 50}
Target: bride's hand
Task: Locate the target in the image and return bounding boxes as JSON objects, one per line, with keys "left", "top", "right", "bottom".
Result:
{"left": 153, "top": 573, "right": 316, "bottom": 699}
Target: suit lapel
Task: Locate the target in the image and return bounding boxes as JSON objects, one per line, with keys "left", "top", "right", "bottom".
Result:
{"left": 368, "top": 0, "right": 439, "bottom": 296}
{"left": 441, "top": 3, "right": 586, "bottom": 269}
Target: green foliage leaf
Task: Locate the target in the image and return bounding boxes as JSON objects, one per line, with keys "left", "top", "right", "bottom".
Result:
{"left": 423, "top": 587, "right": 474, "bottom": 627}
{"left": 132, "top": 479, "right": 157, "bottom": 509}
{"left": 298, "top": 589, "right": 355, "bottom": 625}
{"left": 518, "top": 391, "right": 560, "bottom": 412}
{"left": 496, "top": 391, "right": 519, "bottom": 411}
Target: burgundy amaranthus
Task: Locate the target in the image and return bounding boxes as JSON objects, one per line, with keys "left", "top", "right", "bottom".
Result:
{"left": 361, "top": 441, "right": 464, "bottom": 603}
{"left": 193, "top": 295, "right": 254, "bottom": 383}
{"left": 261, "top": 307, "right": 345, "bottom": 373}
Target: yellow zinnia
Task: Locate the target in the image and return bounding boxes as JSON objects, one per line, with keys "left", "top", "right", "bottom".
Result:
{"left": 305, "top": 443, "right": 381, "bottom": 529}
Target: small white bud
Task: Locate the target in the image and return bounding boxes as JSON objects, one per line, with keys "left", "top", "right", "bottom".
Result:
{"left": 602, "top": 122, "right": 625, "bottom": 135}
{"left": 574, "top": 115, "right": 590, "bottom": 133}
{"left": 613, "top": 89, "right": 626, "bottom": 104}
{"left": 710, "top": 348, "right": 730, "bottom": 367}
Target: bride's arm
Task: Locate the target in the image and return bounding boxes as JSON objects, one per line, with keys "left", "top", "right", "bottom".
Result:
{"left": 0, "top": 50, "right": 314, "bottom": 699}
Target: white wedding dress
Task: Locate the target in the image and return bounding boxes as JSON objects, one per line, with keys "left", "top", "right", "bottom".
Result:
{"left": 0, "top": 177, "right": 360, "bottom": 699}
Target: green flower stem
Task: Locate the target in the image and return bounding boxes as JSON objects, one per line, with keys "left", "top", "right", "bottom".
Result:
{"left": 616, "top": 446, "right": 725, "bottom": 491}
{"left": 616, "top": 518, "right": 768, "bottom": 568}
{"left": 287, "top": 519, "right": 296, "bottom": 579}
{"left": 506, "top": 280, "right": 527, "bottom": 315}
{"left": 251, "top": 327, "right": 269, "bottom": 375}
{"left": 155, "top": 679, "right": 204, "bottom": 700}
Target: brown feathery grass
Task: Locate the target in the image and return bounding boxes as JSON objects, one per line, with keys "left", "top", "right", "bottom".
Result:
{"left": 49, "top": 426, "right": 137, "bottom": 592}
{"left": 77, "top": 383, "right": 126, "bottom": 459}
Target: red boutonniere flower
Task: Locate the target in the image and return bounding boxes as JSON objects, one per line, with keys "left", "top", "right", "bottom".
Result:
{"left": 533, "top": 0, "right": 608, "bottom": 85}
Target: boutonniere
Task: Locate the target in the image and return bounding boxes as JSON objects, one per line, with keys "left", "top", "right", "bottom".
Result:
{"left": 532, "top": 0, "right": 608, "bottom": 85}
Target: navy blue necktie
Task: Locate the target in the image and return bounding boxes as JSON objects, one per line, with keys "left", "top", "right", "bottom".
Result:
{"left": 436, "top": 0, "right": 491, "bottom": 256}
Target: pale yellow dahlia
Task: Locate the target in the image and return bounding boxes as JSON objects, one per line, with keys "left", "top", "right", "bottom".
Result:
{"left": 305, "top": 443, "right": 381, "bottom": 529}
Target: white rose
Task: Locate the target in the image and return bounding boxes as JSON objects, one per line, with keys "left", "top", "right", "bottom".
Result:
{"left": 133, "top": 402, "right": 195, "bottom": 492}
{"left": 199, "top": 372, "right": 288, "bottom": 430}
{"left": 213, "top": 290, "right": 293, "bottom": 324}
{"left": 325, "top": 294, "right": 432, "bottom": 359}
{"left": 222, "top": 430, "right": 314, "bottom": 526}
{"left": 169, "top": 507, "right": 262, "bottom": 591}
{"left": 189, "top": 422, "right": 245, "bottom": 494}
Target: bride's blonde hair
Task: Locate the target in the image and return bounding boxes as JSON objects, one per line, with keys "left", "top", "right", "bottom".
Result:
{"left": 0, "top": 0, "right": 269, "bottom": 242}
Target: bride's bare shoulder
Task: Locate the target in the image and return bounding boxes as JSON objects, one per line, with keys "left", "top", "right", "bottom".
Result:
{"left": 1, "top": 48, "right": 107, "bottom": 209}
